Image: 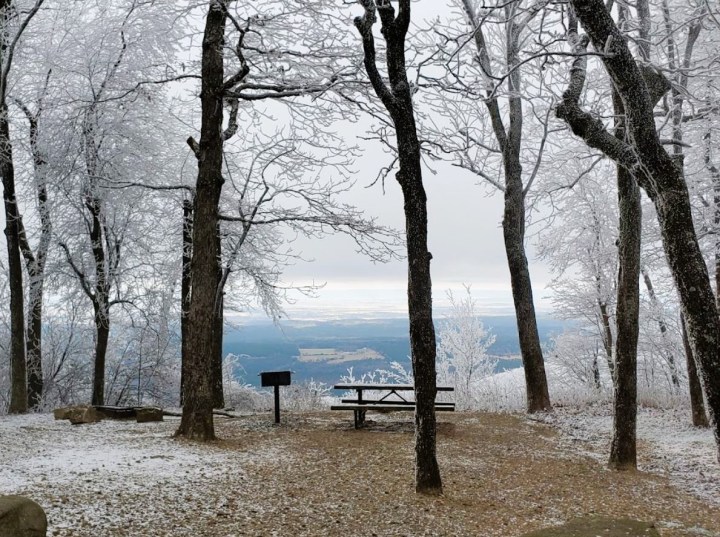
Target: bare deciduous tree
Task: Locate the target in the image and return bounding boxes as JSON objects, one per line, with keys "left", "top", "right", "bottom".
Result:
{"left": 354, "top": 0, "right": 442, "bottom": 494}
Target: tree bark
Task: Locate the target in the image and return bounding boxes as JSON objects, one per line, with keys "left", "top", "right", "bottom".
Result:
{"left": 176, "top": 1, "right": 227, "bottom": 441}
{"left": 180, "top": 198, "right": 193, "bottom": 406}
{"left": 355, "top": 0, "right": 442, "bottom": 494}
{"left": 503, "top": 163, "right": 551, "bottom": 412}
{"left": 1, "top": 102, "right": 27, "bottom": 414}
{"left": 609, "top": 92, "right": 641, "bottom": 470}
{"left": 92, "top": 302, "right": 110, "bottom": 406}
{"left": 85, "top": 166, "right": 111, "bottom": 407}
{"left": 18, "top": 102, "right": 52, "bottom": 410}
{"left": 560, "top": 0, "right": 720, "bottom": 460}
{"left": 212, "top": 224, "right": 224, "bottom": 409}
{"left": 681, "top": 313, "right": 709, "bottom": 428}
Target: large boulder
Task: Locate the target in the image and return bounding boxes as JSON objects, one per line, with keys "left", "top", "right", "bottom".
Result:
{"left": 64, "top": 406, "right": 102, "bottom": 425}
{"left": 522, "top": 517, "right": 659, "bottom": 537}
{"left": 53, "top": 406, "right": 83, "bottom": 420}
{"left": 136, "top": 407, "right": 163, "bottom": 423}
{"left": 0, "top": 495, "right": 47, "bottom": 537}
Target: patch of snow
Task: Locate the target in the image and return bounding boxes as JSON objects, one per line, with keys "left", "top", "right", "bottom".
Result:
{"left": 535, "top": 405, "right": 720, "bottom": 506}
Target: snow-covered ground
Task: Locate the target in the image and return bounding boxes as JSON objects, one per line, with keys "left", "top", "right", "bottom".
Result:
{"left": 1, "top": 407, "right": 718, "bottom": 536}
{"left": 537, "top": 405, "right": 720, "bottom": 507}
{"left": 0, "top": 413, "right": 289, "bottom": 535}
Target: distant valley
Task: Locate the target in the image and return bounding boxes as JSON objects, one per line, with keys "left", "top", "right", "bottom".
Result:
{"left": 224, "top": 316, "right": 567, "bottom": 386}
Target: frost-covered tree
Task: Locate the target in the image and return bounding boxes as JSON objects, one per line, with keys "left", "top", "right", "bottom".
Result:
{"left": 436, "top": 288, "right": 496, "bottom": 410}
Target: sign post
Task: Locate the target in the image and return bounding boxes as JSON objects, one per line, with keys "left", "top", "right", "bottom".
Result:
{"left": 259, "top": 371, "right": 292, "bottom": 424}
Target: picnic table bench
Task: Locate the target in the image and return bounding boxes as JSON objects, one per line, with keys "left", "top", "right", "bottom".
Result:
{"left": 331, "top": 383, "right": 455, "bottom": 428}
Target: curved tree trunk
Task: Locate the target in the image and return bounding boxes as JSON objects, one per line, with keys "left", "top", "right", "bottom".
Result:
{"left": 19, "top": 103, "right": 52, "bottom": 410}
{"left": 503, "top": 165, "right": 550, "bottom": 412}
{"left": 561, "top": 0, "right": 720, "bottom": 460}
{"left": 176, "top": 1, "right": 227, "bottom": 441}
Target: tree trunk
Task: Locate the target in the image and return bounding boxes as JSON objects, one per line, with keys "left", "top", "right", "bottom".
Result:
{"left": 180, "top": 198, "right": 193, "bottom": 406}
{"left": 21, "top": 108, "right": 51, "bottom": 410}
{"left": 1, "top": 102, "right": 27, "bottom": 414}
{"left": 86, "top": 194, "right": 110, "bottom": 406}
{"left": 26, "top": 274, "right": 44, "bottom": 409}
{"left": 462, "top": 0, "right": 551, "bottom": 412}
{"left": 92, "top": 302, "right": 110, "bottom": 406}
{"left": 564, "top": 0, "right": 720, "bottom": 459}
{"left": 397, "top": 141, "right": 441, "bottom": 495}
{"left": 598, "top": 299, "right": 615, "bottom": 379}
{"left": 641, "top": 268, "right": 679, "bottom": 388}
{"left": 176, "top": 1, "right": 227, "bottom": 441}
{"left": 212, "top": 224, "right": 224, "bottom": 409}
{"left": 503, "top": 163, "right": 551, "bottom": 412}
{"left": 609, "top": 94, "right": 641, "bottom": 470}
{"left": 355, "top": 0, "right": 442, "bottom": 494}
{"left": 681, "top": 313, "right": 710, "bottom": 428}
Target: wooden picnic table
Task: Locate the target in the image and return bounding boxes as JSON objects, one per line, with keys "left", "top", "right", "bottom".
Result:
{"left": 331, "top": 383, "right": 455, "bottom": 428}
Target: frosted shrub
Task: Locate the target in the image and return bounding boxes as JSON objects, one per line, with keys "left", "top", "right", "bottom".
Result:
{"left": 436, "top": 288, "right": 497, "bottom": 410}
{"left": 281, "top": 380, "right": 332, "bottom": 411}
{"left": 222, "top": 354, "right": 270, "bottom": 411}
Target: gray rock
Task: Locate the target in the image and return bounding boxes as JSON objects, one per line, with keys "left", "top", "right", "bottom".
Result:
{"left": 0, "top": 495, "right": 47, "bottom": 537}
{"left": 522, "top": 517, "right": 660, "bottom": 537}
{"left": 66, "top": 406, "right": 102, "bottom": 425}
{"left": 53, "top": 406, "right": 81, "bottom": 420}
{"left": 136, "top": 407, "right": 163, "bottom": 423}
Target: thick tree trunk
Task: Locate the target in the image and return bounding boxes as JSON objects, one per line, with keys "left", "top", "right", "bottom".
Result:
{"left": 176, "top": 2, "right": 227, "bottom": 441}
{"left": 180, "top": 199, "right": 193, "bottom": 406}
{"left": 1, "top": 103, "right": 27, "bottom": 414}
{"left": 681, "top": 313, "right": 710, "bottom": 428}
{"left": 92, "top": 304, "right": 110, "bottom": 406}
{"left": 503, "top": 163, "right": 550, "bottom": 412}
{"left": 355, "top": 0, "right": 442, "bottom": 494}
{"left": 397, "top": 134, "right": 441, "bottom": 495}
{"left": 609, "top": 96, "right": 641, "bottom": 470}
{"left": 565, "top": 0, "right": 720, "bottom": 459}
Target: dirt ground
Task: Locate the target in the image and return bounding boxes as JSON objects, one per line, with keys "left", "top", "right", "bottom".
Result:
{"left": 3, "top": 411, "right": 719, "bottom": 536}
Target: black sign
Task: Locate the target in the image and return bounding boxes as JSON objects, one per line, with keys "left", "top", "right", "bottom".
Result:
{"left": 260, "top": 371, "right": 291, "bottom": 387}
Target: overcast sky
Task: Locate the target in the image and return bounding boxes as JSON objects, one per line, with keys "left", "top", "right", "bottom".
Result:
{"left": 280, "top": 148, "right": 555, "bottom": 319}
{"left": 275, "top": 1, "right": 555, "bottom": 319}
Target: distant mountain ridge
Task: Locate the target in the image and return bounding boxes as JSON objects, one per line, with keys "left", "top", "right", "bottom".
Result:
{"left": 224, "top": 316, "right": 567, "bottom": 386}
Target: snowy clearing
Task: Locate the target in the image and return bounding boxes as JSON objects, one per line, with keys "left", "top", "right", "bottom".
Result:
{"left": 1, "top": 410, "right": 718, "bottom": 536}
